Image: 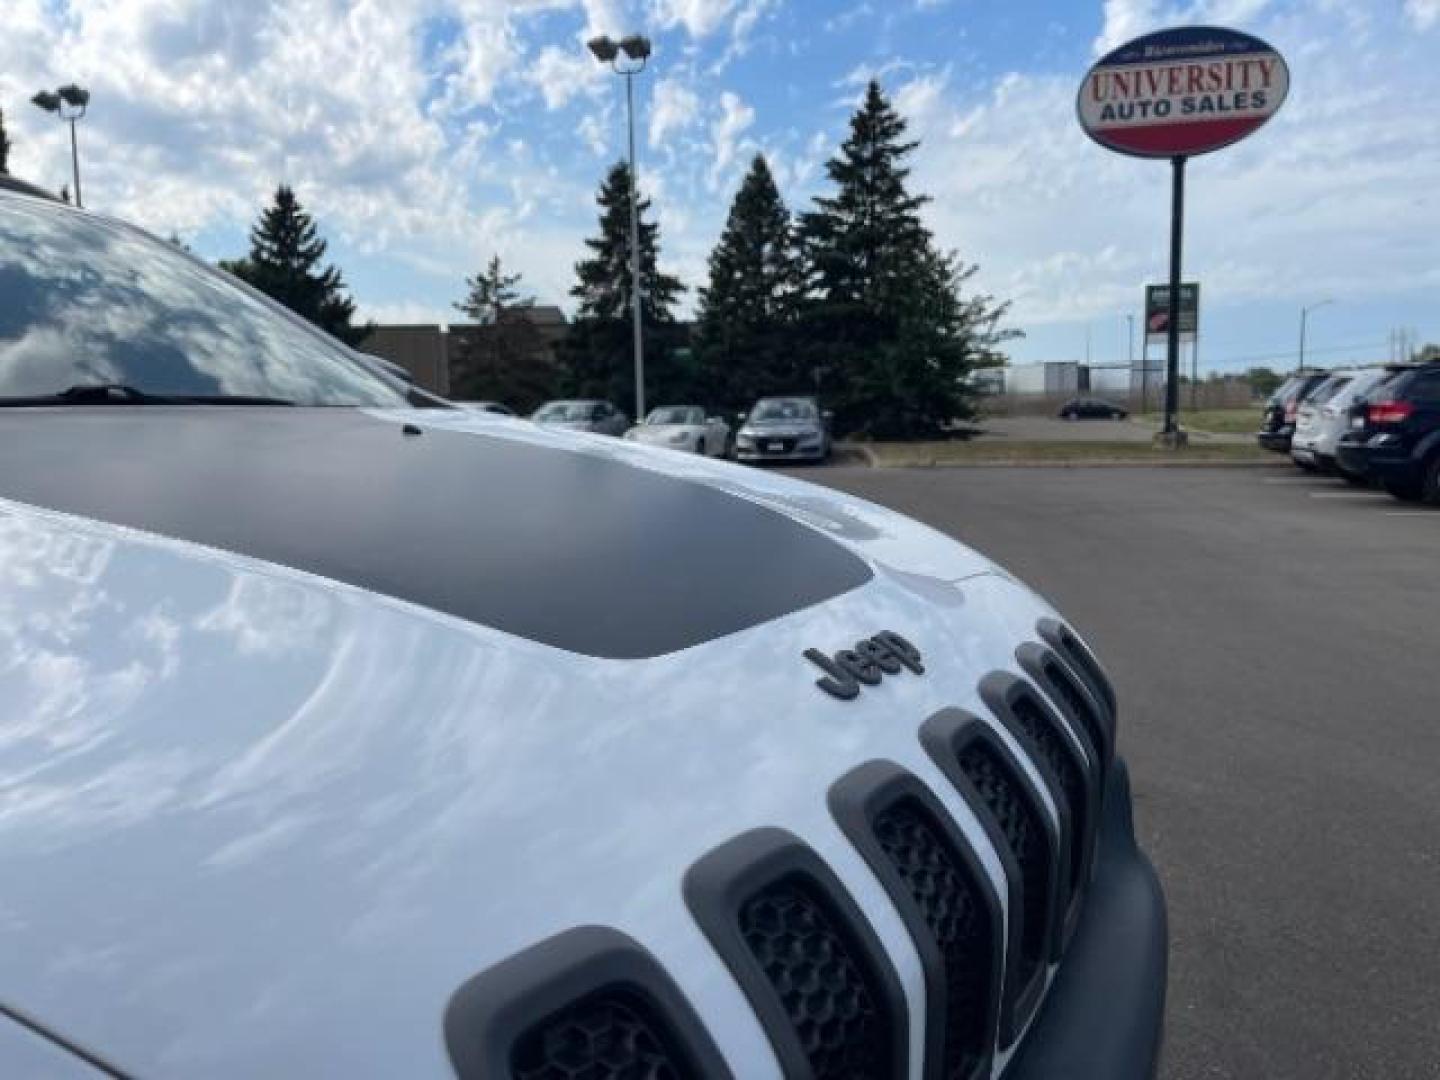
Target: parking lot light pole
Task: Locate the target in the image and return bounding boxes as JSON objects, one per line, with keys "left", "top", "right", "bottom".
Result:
{"left": 1298, "top": 299, "right": 1334, "bottom": 374}
{"left": 587, "top": 33, "right": 652, "bottom": 423}
{"left": 31, "top": 84, "right": 90, "bottom": 208}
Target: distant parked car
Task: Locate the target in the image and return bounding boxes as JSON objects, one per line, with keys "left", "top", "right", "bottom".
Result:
{"left": 1290, "top": 369, "right": 1390, "bottom": 473}
{"left": 1058, "top": 397, "right": 1127, "bottom": 420}
{"left": 623, "top": 406, "right": 731, "bottom": 457}
{"left": 456, "top": 400, "right": 516, "bottom": 417}
{"left": 1256, "top": 373, "right": 1328, "bottom": 451}
{"left": 1334, "top": 361, "right": 1440, "bottom": 502}
{"left": 734, "top": 396, "right": 832, "bottom": 463}
{"left": 531, "top": 399, "right": 629, "bottom": 436}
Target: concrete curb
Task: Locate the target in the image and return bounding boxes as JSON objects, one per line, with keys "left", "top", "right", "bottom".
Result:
{"left": 864, "top": 458, "right": 1286, "bottom": 470}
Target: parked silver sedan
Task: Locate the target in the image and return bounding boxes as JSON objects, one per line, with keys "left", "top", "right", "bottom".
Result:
{"left": 734, "top": 396, "right": 832, "bottom": 463}
{"left": 623, "top": 406, "right": 731, "bottom": 457}
{"left": 531, "top": 399, "right": 629, "bottom": 436}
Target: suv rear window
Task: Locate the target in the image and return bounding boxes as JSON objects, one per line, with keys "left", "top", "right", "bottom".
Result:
{"left": 1399, "top": 370, "right": 1440, "bottom": 404}
{"left": 1310, "top": 377, "right": 1351, "bottom": 404}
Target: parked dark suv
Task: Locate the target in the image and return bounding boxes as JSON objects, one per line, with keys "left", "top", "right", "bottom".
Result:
{"left": 1256, "top": 372, "right": 1328, "bottom": 452}
{"left": 1335, "top": 361, "right": 1440, "bottom": 502}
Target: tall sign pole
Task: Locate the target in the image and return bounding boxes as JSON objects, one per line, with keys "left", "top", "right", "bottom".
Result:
{"left": 1078, "top": 25, "right": 1289, "bottom": 444}
{"left": 1164, "top": 156, "right": 1185, "bottom": 434}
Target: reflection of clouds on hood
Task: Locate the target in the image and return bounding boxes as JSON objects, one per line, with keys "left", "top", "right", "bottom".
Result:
{"left": 0, "top": 510, "right": 163, "bottom": 761}
{"left": 197, "top": 576, "right": 335, "bottom": 658}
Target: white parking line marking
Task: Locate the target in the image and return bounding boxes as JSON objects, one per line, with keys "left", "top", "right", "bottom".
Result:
{"left": 1308, "top": 491, "right": 1390, "bottom": 500}
{"left": 1381, "top": 510, "right": 1440, "bottom": 517}
{"left": 1262, "top": 477, "right": 1326, "bottom": 484}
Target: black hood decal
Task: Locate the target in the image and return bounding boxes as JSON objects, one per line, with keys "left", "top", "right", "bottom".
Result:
{"left": 0, "top": 411, "right": 871, "bottom": 658}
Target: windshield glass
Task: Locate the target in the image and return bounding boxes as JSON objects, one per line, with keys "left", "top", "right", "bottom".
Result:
{"left": 533, "top": 401, "right": 596, "bottom": 421}
{"left": 750, "top": 399, "right": 817, "bottom": 422}
{"left": 0, "top": 195, "right": 412, "bottom": 406}
{"left": 647, "top": 407, "right": 702, "bottom": 425}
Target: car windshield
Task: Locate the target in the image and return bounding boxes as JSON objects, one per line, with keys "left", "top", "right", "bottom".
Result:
{"left": 0, "top": 195, "right": 413, "bottom": 407}
{"left": 647, "top": 407, "right": 702, "bottom": 425}
{"left": 750, "top": 399, "right": 817, "bottom": 422}
{"left": 534, "top": 401, "right": 595, "bottom": 421}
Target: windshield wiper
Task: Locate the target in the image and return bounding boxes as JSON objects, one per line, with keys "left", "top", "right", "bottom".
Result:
{"left": 0, "top": 384, "right": 297, "bottom": 407}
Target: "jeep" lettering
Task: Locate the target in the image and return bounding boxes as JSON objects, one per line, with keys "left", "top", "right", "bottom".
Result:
{"left": 803, "top": 631, "right": 924, "bottom": 700}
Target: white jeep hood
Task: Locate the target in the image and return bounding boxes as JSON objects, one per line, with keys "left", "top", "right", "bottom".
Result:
{"left": 0, "top": 409, "right": 1060, "bottom": 1077}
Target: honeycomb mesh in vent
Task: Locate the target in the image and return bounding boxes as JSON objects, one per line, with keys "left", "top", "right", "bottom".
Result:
{"left": 511, "top": 992, "right": 684, "bottom": 1080}
{"left": 738, "top": 880, "right": 890, "bottom": 1079}
{"left": 1044, "top": 660, "right": 1108, "bottom": 766}
{"left": 873, "top": 797, "right": 990, "bottom": 1079}
{"left": 957, "top": 741, "right": 1049, "bottom": 987}
{"left": 1011, "top": 694, "right": 1089, "bottom": 894}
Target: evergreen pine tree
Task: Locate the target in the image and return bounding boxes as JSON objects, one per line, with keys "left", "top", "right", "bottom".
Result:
{"left": 220, "top": 185, "right": 368, "bottom": 346}
{"left": 0, "top": 108, "right": 12, "bottom": 175}
{"left": 695, "top": 154, "right": 803, "bottom": 410}
{"left": 451, "top": 255, "right": 559, "bottom": 413}
{"left": 800, "top": 81, "right": 1016, "bottom": 437}
{"left": 563, "top": 162, "right": 686, "bottom": 408}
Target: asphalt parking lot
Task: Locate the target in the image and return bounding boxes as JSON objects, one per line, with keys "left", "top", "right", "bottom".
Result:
{"left": 790, "top": 463, "right": 1438, "bottom": 1080}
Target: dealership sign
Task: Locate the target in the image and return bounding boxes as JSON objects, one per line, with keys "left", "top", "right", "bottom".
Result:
{"left": 1077, "top": 26, "right": 1289, "bottom": 158}
{"left": 1145, "top": 283, "right": 1199, "bottom": 345}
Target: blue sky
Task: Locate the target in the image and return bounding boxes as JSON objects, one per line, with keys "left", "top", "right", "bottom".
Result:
{"left": 3, "top": 0, "right": 1438, "bottom": 373}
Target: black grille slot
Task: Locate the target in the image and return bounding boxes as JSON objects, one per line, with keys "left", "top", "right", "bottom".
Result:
{"left": 444, "top": 926, "right": 729, "bottom": 1080}
{"left": 1039, "top": 618, "right": 1117, "bottom": 723}
{"left": 738, "top": 879, "right": 891, "bottom": 1079}
{"left": 1043, "top": 657, "right": 1109, "bottom": 768}
{"left": 956, "top": 740, "right": 1050, "bottom": 994}
{"left": 874, "top": 797, "right": 992, "bottom": 1079}
{"left": 1010, "top": 693, "right": 1091, "bottom": 897}
{"left": 512, "top": 991, "right": 685, "bottom": 1080}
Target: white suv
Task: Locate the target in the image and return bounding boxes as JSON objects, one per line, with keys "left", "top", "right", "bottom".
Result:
{"left": 1291, "top": 368, "right": 1391, "bottom": 474}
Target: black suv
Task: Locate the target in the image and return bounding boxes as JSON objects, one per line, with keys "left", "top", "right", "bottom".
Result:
{"left": 1256, "top": 372, "right": 1328, "bottom": 452}
{"left": 1335, "top": 362, "right": 1440, "bottom": 502}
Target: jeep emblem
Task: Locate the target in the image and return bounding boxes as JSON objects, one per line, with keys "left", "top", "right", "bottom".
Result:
{"left": 803, "top": 631, "right": 924, "bottom": 700}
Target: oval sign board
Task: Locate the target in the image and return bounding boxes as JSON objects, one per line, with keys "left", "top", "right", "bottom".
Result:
{"left": 1077, "top": 26, "right": 1288, "bottom": 158}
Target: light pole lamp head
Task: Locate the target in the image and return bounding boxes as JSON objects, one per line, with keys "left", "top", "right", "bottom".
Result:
{"left": 587, "top": 35, "right": 620, "bottom": 62}
{"left": 57, "top": 84, "right": 91, "bottom": 109}
{"left": 618, "top": 35, "right": 652, "bottom": 61}
{"left": 31, "top": 90, "right": 62, "bottom": 113}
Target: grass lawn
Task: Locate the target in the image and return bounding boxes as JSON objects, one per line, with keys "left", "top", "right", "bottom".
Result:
{"left": 1135, "top": 408, "right": 1262, "bottom": 434}
{"left": 863, "top": 439, "right": 1273, "bottom": 467}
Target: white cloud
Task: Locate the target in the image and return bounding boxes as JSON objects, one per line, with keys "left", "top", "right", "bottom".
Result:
{"left": 527, "top": 45, "right": 603, "bottom": 110}
{"left": 708, "top": 90, "right": 755, "bottom": 189}
{"left": 649, "top": 76, "right": 702, "bottom": 147}
{"left": 651, "top": 0, "right": 739, "bottom": 38}
{"left": 1095, "top": 0, "right": 1276, "bottom": 54}
{"left": 1405, "top": 0, "right": 1440, "bottom": 30}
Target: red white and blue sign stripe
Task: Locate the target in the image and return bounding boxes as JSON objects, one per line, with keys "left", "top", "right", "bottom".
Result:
{"left": 1077, "top": 26, "right": 1289, "bottom": 159}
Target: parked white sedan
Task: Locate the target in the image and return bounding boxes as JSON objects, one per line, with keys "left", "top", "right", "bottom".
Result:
{"left": 624, "top": 406, "right": 732, "bottom": 457}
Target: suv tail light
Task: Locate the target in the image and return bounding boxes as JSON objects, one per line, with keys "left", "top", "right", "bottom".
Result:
{"left": 1367, "top": 401, "right": 1414, "bottom": 425}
